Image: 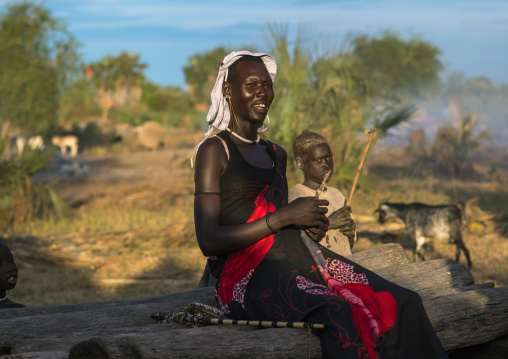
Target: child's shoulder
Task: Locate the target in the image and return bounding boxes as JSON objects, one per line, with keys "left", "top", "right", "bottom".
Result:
{"left": 325, "top": 186, "right": 345, "bottom": 194}
{"left": 324, "top": 186, "right": 348, "bottom": 200}
{"left": 288, "top": 183, "right": 315, "bottom": 201}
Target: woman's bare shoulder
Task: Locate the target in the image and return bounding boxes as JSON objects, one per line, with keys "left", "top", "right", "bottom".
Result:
{"left": 195, "top": 136, "right": 229, "bottom": 171}
{"left": 196, "top": 136, "right": 226, "bottom": 155}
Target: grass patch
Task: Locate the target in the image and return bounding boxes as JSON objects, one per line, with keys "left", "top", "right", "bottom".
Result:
{"left": 13, "top": 208, "right": 171, "bottom": 235}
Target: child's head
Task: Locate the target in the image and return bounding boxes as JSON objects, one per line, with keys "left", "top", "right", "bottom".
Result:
{"left": 292, "top": 130, "right": 334, "bottom": 188}
{"left": 0, "top": 240, "right": 18, "bottom": 293}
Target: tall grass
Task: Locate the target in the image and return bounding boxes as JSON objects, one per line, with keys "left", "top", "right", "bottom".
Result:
{"left": 262, "top": 24, "right": 415, "bottom": 182}
{"left": 14, "top": 208, "right": 172, "bottom": 235}
{"left": 0, "top": 137, "right": 67, "bottom": 232}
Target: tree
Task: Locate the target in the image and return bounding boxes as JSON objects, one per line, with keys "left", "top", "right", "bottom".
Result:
{"left": 352, "top": 31, "right": 444, "bottom": 101}
{"left": 183, "top": 47, "right": 235, "bottom": 108}
{"left": 0, "top": 1, "right": 80, "bottom": 135}
{"left": 87, "top": 52, "right": 147, "bottom": 119}
{"left": 57, "top": 76, "right": 100, "bottom": 125}
{"left": 142, "top": 80, "right": 192, "bottom": 113}
{"left": 264, "top": 24, "right": 313, "bottom": 147}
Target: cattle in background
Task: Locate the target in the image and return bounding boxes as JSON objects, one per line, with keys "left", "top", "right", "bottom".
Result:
{"left": 8, "top": 136, "right": 26, "bottom": 157}
{"left": 51, "top": 135, "right": 78, "bottom": 157}
{"left": 28, "top": 135, "right": 44, "bottom": 150}
{"left": 375, "top": 202, "right": 472, "bottom": 269}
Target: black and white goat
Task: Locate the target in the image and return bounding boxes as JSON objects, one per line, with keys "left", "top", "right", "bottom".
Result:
{"left": 375, "top": 202, "right": 472, "bottom": 269}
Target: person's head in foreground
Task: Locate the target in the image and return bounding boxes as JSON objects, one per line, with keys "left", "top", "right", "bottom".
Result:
{"left": 0, "top": 240, "right": 25, "bottom": 308}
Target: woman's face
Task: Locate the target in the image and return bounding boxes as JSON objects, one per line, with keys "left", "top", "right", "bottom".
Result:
{"left": 227, "top": 60, "right": 274, "bottom": 125}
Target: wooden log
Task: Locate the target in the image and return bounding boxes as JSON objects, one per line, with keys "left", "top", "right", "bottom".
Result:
{"left": 418, "top": 282, "right": 495, "bottom": 302}
{"left": 46, "top": 287, "right": 508, "bottom": 359}
{"left": 2, "top": 286, "right": 508, "bottom": 357}
{"left": 0, "top": 351, "right": 68, "bottom": 359}
{"left": 449, "top": 334, "right": 508, "bottom": 359}
{"left": 0, "top": 289, "right": 215, "bottom": 340}
{"left": 375, "top": 258, "right": 474, "bottom": 291}
{"left": 67, "top": 326, "right": 322, "bottom": 359}
{"left": 347, "top": 243, "right": 410, "bottom": 270}
{"left": 3, "top": 325, "right": 175, "bottom": 354}
{"left": 424, "top": 287, "right": 508, "bottom": 351}
{"left": 0, "top": 287, "right": 215, "bottom": 321}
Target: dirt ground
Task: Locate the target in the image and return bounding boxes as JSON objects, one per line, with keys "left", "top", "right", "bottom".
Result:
{"left": 56, "top": 129, "right": 198, "bottom": 208}
{"left": 5, "top": 129, "right": 508, "bottom": 307}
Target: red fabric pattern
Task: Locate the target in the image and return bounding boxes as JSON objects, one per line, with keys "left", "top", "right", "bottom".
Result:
{"left": 232, "top": 268, "right": 254, "bottom": 309}
{"left": 322, "top": 271, "right": 397, "bottom": 359}
{"left": 218, "top": 185, "right": 276, "bottom": 306}
{"left": 326, "top": 258, "right": 369, "bottom": 285}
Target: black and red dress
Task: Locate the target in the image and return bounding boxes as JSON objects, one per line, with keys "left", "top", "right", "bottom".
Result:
{"left": 208, "top": 131, "right": 447, "bottom": 359}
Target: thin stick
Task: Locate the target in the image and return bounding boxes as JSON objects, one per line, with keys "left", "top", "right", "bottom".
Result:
{"left": 305, "top": 169, "right": 332, "bottom": 241}
{"left": 207, "top": 318, "right": 325, "bottom": 329}
{"left": 315, "top": 169, "right": 331, "bottom": 198}
{"left": 347, "top": 127, "right": 375, "bottom": 206}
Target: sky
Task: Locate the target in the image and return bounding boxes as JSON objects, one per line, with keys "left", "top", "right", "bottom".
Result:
{"left": 4, "top": 0, "right": 507, "bottom": 90}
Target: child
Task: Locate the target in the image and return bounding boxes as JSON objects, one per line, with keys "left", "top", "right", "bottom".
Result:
{"left": 289, "top": 130, "right": 356, "bottom": 255}
{"left": 0, "top": 240, "right": 26, "bottom": 308}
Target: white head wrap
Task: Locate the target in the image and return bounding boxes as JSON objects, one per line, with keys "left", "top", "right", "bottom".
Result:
{"left": 191, "top": 50, "right": 277, "bottom": 167}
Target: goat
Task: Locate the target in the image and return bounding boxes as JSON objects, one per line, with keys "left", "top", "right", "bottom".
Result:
{"left": 375, "top": 202, "right": 472, "bottom": 269}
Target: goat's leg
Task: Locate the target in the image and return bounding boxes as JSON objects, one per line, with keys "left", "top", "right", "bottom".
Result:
{"left": 457, "top": 236, "right": 472, "bottom": 269}
{"left": 452, "top": 228, "right": 473, "bottom": 269}
{"left": 415, "top": 234, "right": 426, "bottom": 262}
{"left": 463, "top": 245, "right": 472, "bottom": 270}
{"left": 452, "top": 234, "right": 462, "bottom": 262}
{"left": 408, "top": 232, "right": 418, "bottom": 262}
{"left": 455, "top": 244, "right": 461, "bottom": 262}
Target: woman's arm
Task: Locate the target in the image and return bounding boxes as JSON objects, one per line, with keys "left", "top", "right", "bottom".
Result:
{"left": 194, "top": 138, "right": 329, "bottom": 257}
{"left": 194, "top": 138, "right": 274, "bottom": 256}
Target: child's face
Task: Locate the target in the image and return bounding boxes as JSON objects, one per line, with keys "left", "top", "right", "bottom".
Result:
{"left": 0, "top": 243, "right": 18, "bottom": 291}
{"left": 301, "top": 143, "right": 334, "bottom": 187}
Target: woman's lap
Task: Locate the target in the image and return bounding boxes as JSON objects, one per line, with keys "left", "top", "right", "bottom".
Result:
{"left": 217, "top": 227, "right": 447, "bottom": 358}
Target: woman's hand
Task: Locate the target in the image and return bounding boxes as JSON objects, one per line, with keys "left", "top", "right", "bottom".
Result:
{"left": 268, "top": 196, "right": 329, "bottom": 241}
{"left": 305, "top": 216, "right": 330, "bottom": 243}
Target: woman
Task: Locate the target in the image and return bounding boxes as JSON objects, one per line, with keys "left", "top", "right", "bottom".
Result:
{"left": 193, "top": 51, "right": 447, "bottom": 359}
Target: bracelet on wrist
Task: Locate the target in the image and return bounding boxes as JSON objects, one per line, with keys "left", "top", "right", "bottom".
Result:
{"left": 265, "top": 213, "right": 277, "bottom": 233}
